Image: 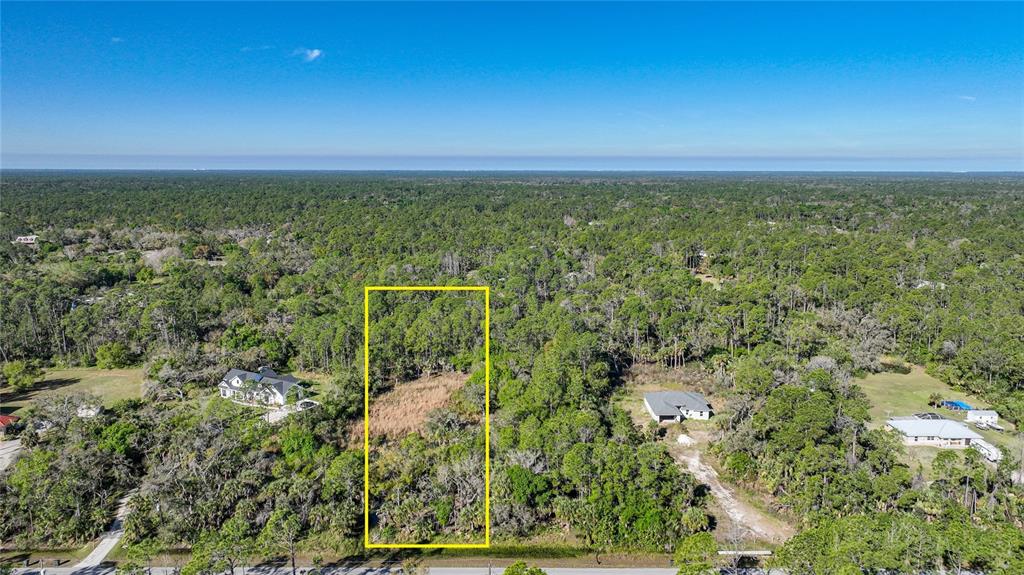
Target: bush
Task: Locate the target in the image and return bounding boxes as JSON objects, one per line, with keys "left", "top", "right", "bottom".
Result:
{"left": 2, "top": 360, "right": 42, "bottom": 392}
{"left": 503, "top": 562, "right": 547, "bottom": 575}
{"left": 96, "top": 342, "right": 133, "bottom": 369}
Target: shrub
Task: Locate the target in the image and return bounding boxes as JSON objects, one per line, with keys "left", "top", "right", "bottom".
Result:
{"left": 96, "top": 342, "right": 133, "bottom": 369}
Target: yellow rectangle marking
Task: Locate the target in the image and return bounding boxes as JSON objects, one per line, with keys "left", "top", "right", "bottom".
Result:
{"left": 363, "top": 285, "right": 491, "bottom": 549}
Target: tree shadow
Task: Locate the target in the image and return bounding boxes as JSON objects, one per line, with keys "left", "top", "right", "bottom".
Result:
{"left": 694, "top": 481, "right": 713, "bottom": 501}
{"left": 1, "top": 377, "right": 81, "bottom": 403}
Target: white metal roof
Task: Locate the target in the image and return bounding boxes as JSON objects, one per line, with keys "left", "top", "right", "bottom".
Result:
{"left": 887, "top": 418, "right": 982, "bottom": 440}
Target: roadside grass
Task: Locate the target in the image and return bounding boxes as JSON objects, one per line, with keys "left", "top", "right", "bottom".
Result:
{"left": 104, "top": 537, "right": 622, "bottom": 569}
{"left": 427, "top": 548, "right": 672, "bottom": 568}
{"left": 0, "top": 367, "right": 144, "bottom": 416}
{"left": 856, "top": 366, "right": 1023, "bottom": 474}
{"left": 0, "top": 543, "right": 95, "bottom": 566}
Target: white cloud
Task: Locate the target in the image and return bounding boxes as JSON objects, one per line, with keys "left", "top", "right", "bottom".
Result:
{"left": 957, "top": 95, "right": 977, "bottom": 101}
{"left": 111, "top": 37, "right": 123, "bottom": 44}
{"left": 293, "top": 48, "right": 323, "bottom": 62}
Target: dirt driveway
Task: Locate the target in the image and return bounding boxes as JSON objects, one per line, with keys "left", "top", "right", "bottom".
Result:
{"left": 673, "top": 444, "right": 794, "bottom": 544}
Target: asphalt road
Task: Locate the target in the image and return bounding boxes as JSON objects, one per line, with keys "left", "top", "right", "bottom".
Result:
{"left": 9, "top": 567, "right": 687, "bottom": 575}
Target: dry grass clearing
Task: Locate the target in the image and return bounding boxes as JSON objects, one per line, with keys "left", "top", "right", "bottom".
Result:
{"left": 694, "top": 272, "right": 726, "bottom": 290}
{"left": 350, "top": 372, "right": 469, "bottom": 444}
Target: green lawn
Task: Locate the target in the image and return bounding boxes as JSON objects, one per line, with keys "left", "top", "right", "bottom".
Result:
{"left": 856, "top": 366, "right": 1022, "bottom": 472}
{"left": 858, "top": 366, "right": 984, "bottom": 425}
{"left": 0, "top": 367, "right": 144, "bottom": 416}
{"left": 293, "top": 370, "right": 331, "bottom": 396}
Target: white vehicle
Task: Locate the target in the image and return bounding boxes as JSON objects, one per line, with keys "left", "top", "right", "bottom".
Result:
{"left": 971, "top": 439, "right": 1003, "bottom": 463}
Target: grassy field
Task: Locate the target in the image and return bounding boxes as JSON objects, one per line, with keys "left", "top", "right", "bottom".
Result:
{"left": 858, "top": 366, "right": 984, "bottom": 424}
{"left": 0, "top": 367, "right": 144, "bottom": 416}
{"left": 856, "top": 366, "right": 1023, "bottom": 472}
{"left": 293, "top": 370, "right": 332, "bottom": 393}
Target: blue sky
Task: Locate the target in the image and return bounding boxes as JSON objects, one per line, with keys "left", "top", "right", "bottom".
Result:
{"left": 1, "top": 1, "right": 1022, "bottom": 171}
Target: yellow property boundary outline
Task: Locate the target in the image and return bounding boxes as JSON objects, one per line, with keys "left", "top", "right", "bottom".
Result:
{"left": 363, "top": 285, "right": 491, "bottom": 549}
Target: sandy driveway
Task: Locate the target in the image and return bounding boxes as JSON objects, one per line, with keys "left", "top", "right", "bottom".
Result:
{"left": 674, "top": 448, "right": 794, "bottom": 544}
{"left": 0, "top": 439, "right": 21, "bottom": 472}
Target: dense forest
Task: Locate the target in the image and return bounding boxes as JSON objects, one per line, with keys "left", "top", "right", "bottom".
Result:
{"left": 2, "top": 172, "right": 1023, "bottom": 573}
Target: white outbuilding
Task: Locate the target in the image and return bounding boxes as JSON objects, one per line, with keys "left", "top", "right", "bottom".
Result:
{"left": 966, "top": 410, "right": 999, "bottom": 425}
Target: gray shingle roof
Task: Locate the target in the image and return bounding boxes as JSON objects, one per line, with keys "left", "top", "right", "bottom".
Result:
{"left": 645, "top": 391, "right": 711, "bottom": 417}
{"left": 220, "top": 367, "right": 301, "bottom": 397}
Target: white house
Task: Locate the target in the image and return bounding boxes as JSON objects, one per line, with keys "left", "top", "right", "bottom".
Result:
{"left": 966, "top": 410, "right": 999, "bottom": 425}
{"left": 218, "top": 367, "right": 305, "bottom": 407}
{"left": 644, "top": 391, "right": 712, "bottom": 423}
{"left": 886, "top": 417, "right": 982, "bottom": 448}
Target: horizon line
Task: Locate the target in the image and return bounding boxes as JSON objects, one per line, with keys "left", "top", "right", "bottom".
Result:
{"left": 2, "top": 168, "right": 1022, "bottom": 175}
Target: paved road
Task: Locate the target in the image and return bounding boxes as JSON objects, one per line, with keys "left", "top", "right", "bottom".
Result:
{"left": 425, "top": 564, "right": 675, "bottom": 568}
{"left": 7, "top": 561, "right": 712, "bottom": 575}
{"left": 0, "top": 439, "right": 22, "bottom": 472}
{"left": 70, "top": 491, "right": 136, "bottom": 569}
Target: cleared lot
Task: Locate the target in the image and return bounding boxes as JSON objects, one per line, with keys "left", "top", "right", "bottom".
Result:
{"left": 857, "top": 366, "right": 1023, "bottom": 473}
{"left": 1, "top": 367, "right": 143, "bottom": 415}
